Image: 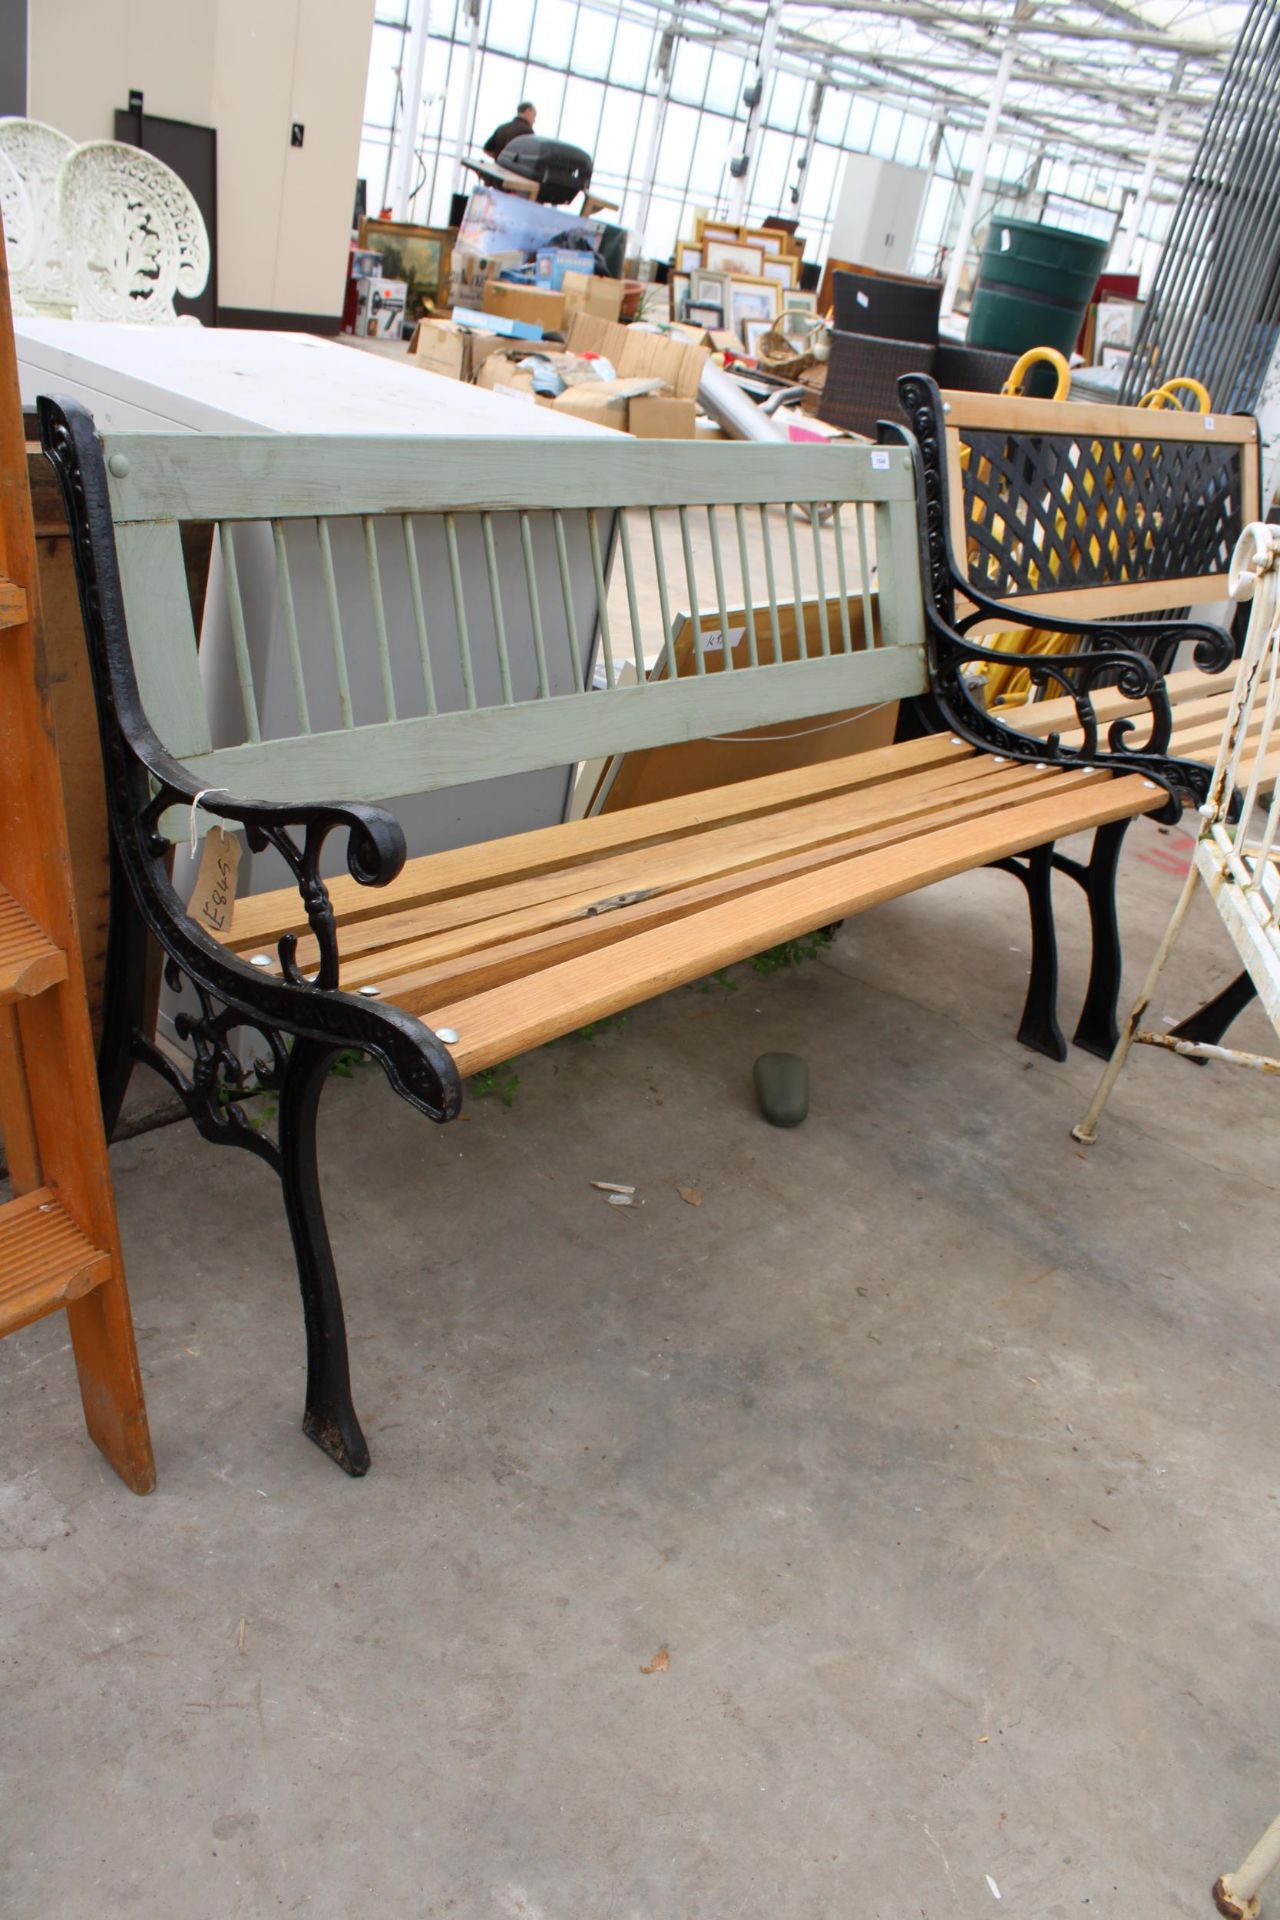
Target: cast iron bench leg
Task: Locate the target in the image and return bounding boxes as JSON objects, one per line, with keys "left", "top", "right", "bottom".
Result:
{"left": 1055, "top": 819, "right": 1130, "bottom": 1059}
{"left": 1168, "top": 968, "right": 1258, "bottom": 1056}
{"left": 278, "top": 1037, "right": 370, "bottom": 1477}
{"left": 98, "top": 836, "right": 154, "bottom": 1139}
{"left": 993, "top": 842, "right": 1068, "bottom": 1061}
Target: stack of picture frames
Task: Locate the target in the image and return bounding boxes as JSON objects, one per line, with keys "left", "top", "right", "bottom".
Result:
{"left": 670, "top": 218, "right": 816, "bottom": 356}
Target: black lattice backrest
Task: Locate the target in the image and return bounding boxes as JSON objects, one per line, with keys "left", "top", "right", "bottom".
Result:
{"left": 933, "top": 387, "right": 1260, "bottom": 622}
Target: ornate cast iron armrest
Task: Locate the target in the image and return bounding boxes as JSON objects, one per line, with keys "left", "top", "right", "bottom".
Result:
{"left": 38, "top": 391, "right": 461, "bottom": 1127}
{"left": 950, "top": 588, "right": 1234, "bottom": 682}
{"left": 142, "top": 771, "right": 462, "bottom": 1127}
{"left": 921, "top": 604, "right": 1219, "bottom": 825}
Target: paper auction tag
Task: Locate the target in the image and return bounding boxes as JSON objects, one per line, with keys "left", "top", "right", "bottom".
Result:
{"left": 189, "top": 825, "right": 241, "bottom": 935}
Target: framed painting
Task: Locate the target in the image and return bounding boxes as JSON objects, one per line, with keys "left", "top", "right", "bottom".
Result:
{"left": 358, "top": 217, "right": 453, "bottom": 323}
{"left": 689, "top": 266, "right": 733, "bottom": 314}
{"left": 704, "top": 238, "right": 765, "bottom": 277}
{"left": 761, "top": 255, "right": 798, "bottom": 292}
{"left": 729, "top": 275, "right": 781, "bottom": 333}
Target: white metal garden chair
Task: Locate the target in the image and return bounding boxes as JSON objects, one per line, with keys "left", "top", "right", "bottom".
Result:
{"left": 1213, "top": 1809, "right": 1280, "bottom": 1917}
{"left": 0, "top": 117, "right": 75, "bottom": 314}
{"left": 1075, "top": 518, "right": 1280, "bottom": 1125}
{"left": 56, "top": 140, "right": 209, "bottom": 325}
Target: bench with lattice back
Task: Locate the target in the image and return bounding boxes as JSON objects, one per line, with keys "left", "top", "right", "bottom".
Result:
{"left": 41, "top": 395, "right": 1228, "bottom": 1476}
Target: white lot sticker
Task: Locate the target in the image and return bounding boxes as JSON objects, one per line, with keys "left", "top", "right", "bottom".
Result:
{"left": 701, "top": 625, "right": 748, "bottom": 652}
{"left": 870, "top": 449, "right": 891, "bottom": 470}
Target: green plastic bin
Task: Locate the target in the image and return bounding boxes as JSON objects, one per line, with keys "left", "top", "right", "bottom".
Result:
{"left": 967, "top": 217, "right": 1109, "bottom": 362}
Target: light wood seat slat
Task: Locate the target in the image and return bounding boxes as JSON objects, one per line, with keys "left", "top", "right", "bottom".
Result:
{"left": 222, "top": 746, "right": 1162, "bottom": 1076}
{"left": 237, "top": 753, "right": 1033, "bottom": 973}
{"left": 421, "top": 774, "right": 1161, "bottom": 1075}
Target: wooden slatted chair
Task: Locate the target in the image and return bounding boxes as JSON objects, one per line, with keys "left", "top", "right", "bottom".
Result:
{"left": 40, "top": 397, "right": 1229, "bottom": 1475}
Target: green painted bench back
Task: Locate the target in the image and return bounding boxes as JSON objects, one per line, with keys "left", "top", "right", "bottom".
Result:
{"left": 100, "top": 432, "right": 928, "bottom": 834}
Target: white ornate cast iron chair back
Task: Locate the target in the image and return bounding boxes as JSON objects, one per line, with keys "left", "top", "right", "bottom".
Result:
{"left": 1075, "top": 519, "right": 1280, "bottom": 1142}
{"left": 56, "top": 140, "right": 209, "bottom": 326}
{"left": 0, "top": 117, "right": 74, "bottom": 314}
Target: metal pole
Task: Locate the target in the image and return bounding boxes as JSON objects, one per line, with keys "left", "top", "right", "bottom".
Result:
{"left": 393, "top": 0, "right": 432, "bottom": 223}
{"left": 729, "top": 0, "right": 783, "bottom": 226}
{"left": 631, "top": 13, "right": 681, "bottom": 259}
{"left": 450, "top": 0, "right": 482, "bottom": 200}
{"left": 1112, "top": 60, "right": 1183, "bottom": 273}
{"left": 789, "top": 70, "right": 827, "bottom": 212}
{"left": 908, "top": 118, "right": 946, "bottom": 259}
{"left": 940, "top": 32, "right": 1017, "bottom": 319}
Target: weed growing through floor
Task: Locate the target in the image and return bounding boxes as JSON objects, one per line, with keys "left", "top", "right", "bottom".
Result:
{"left": 471, "top": 1061, "right": 521, "bottom": 1107}
{"left": 573, "top": 1012, "right": 632, "bottom": 1041}
{"left": 746, "top": 927, "right": 837, "bottom": 977}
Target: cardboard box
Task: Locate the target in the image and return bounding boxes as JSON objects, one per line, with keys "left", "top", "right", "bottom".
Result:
{"left": 629, "top": 395, "right": 697, "bottom": 439}
{"left": 701, "top": 328, "right": 746, "bottom": 356}
{"left": 563, "top": 314, "right": 708, "bottom": 399}
{"left": 354, "top": 277, "right": 407, "bottom": 339}
{"left": 450, "top": 247, "right": 524, "bottom": 310}
{"left": 474, "top": 350, "right": 538, "bottom": 394}
{"left": 482, "top": 281, "right": 567, "bottom": 333}
{"left": 562, "top": 270, "right": 624, "bottom": 323}
{"left": 409, "top": 318, "right": 505, "bottom": 382}
{"left": 552, "top": 376, "right": 666, "bottom": 432}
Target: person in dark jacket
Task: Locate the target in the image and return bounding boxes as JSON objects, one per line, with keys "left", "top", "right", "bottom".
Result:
{"left": 483, "top": 101, "right": 536, "bottom": 160}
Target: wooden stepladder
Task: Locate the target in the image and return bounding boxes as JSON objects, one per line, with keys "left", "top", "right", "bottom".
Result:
{"left": 0, "top": 236, "right": 154, "bottom": 1490}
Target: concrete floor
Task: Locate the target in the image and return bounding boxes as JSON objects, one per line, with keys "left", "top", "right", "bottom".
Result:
{"left": 3, "top": 818, "right": 1279, "bottom": 1919}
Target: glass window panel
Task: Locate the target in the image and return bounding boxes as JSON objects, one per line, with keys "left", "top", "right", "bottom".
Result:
{"left": 568, "top": 8, "right": 615, "bottom": 80}
{"left": 659, "top": 100, "right": 700, "bottom": 184}
{"left": 531, "top": 0, "right": 576, "bottom": 51}
{"left": 610, "top": 19, "right": 654, "bottom": 85}
{"left": 688, "top": 110, "right": 731, "bottom": 198}
{"left": 818, "top": 86, "right": 850, "bottom": 144}
{"left": 484, "top": 0, "right": 533, "bottom": 57}
{"left": 870, "top": 105, "right": 901, "bottom": 159}
{"left": 364, "top": 24, "right": 405, "bottom": 129}
{"left": 592, "top": 85, "right": 641, "bottom": 187}
{"left": 847, "top": 97, "right": 875, "bottom": 152}
{"left": 472, "top": 53, "right": 535, "bottom": 151}
{"left": 917, "top": 175, "right": 953, "bottom": 248}
{"left": 519, "top": 64, "right": 565, "bottom": 134}
{"left": 562, "top": 74, "right": 606, "bottom": 156}
{"left": 895, "top": 113, "right": 927, "bottom": 168}
{"left": 766, "top": 69, "right": 806, "bottom": 133}
{"left": 801, "top": 142, "right": 839, "bottom": 225}
{"left": 671, "top": 36, "right": 710, "bottom": 105}
{"left": 358, "top": 136, "right": 392, "bottom": 207}
{"left": 704, "top": 49, "right": 745, "bottom": 116}
{"left": 752, "top": 127, "right": 794, "bottom": 213}
{"left": 643, "top": 192, "right": 681, "bottom": 263}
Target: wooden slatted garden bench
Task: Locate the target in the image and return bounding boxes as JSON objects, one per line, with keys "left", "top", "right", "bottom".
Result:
{"left": 41, "top": 395, "right": 1230, "bottom": 1476}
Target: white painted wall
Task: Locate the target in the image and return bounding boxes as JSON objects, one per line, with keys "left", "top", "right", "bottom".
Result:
{"left": 27, "top": 0, "right": 375, "bottom": 317}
